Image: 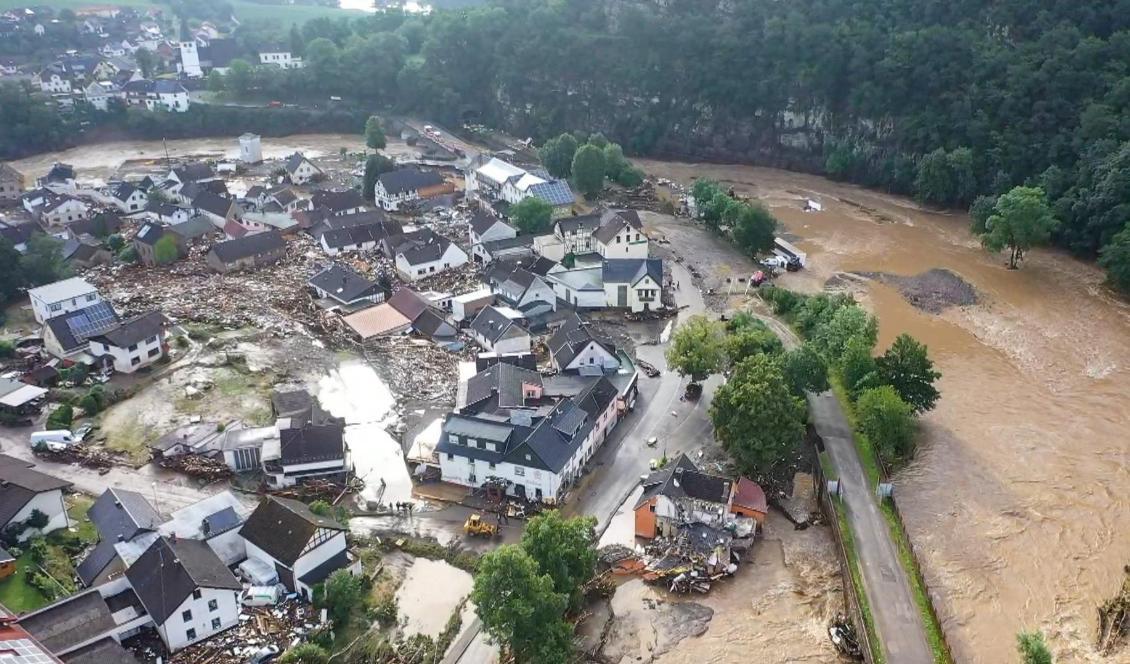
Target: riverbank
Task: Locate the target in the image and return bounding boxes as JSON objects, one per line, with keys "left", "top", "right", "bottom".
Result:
{"left": 638, "top": 159, "right": 1130, "bottom": 663}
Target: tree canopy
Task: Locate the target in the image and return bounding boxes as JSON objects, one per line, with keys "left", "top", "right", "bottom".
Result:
{"left": 710, "top": 354, "right": 806, "bottom": 472}
{"left": 780, "top": 343, "right": 830, "bottom": 396}
{"left": 365, "top": 115, "right": 386, "bottom": 150}
{"left": 980, "top": 186, "right": 1058, "bottom": 268}
{"left": 876, "top": 333, "right": 941, "bottom": 412}
{"left": 520, "top": 511, "right": 596, "bottom": 610}
{"left": 509, "top": 196, "right": 554, "bottom": 234}
{"left": 153, "top": 235, "right": 180, "bottom": 265}
{"left": 856, "top": 385, "right": 916, "bottom": 462}
{"left": 666, "top": 315, "right": 726, "bottom": 382}
{"left": 1017, "top": 631, "right": 1054, "bottom": 664}
{"left": 571, "top": 144, "right": 606, "bottom": 198}
{"left": 538, "top": 133, "right": 579, "bottom": 178}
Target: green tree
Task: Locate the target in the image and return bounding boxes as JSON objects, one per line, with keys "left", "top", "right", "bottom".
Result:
{"left": 731, "top": 202, "right": 777, "bottom": 254}
{"left": 520, "top": 511, "right": 596, "bottom": 611}
{"left": 711, "top": 354, "right": 806, "bottom": 472}
{"left": 307, "top": 500, "right": 349, "bottom": 525}
{"left": 571, "top": 144, "right": 606, "bottom": 198}
{"left": 856, "top": 385, "right": 916, "bottom": 461}
{"left": 666, "top": 315, "right": 726, "bottom": 382}
{"left": 280, "top": 643, "right": 328, "bottom": 664}
{"left": 813, "top": 305, "right": 878, "bottom": 364}
{"left": 876, "top": 334, "right": 941, "bottom": 412}
{"left": 362, "top": 153, "right": 395, "bottom": 201}
{"left": 839, "top": 336, "right": 881, "bottom": 398}
{"left": 691, "top": 179, "right": 722, "bottom": 213}
{"left": 1098, "top": 225, "right": 1130, "bottom": 293}
{"left": 615, "top": 166, "right": 645, "bottom": 187}
{"left": 1016, "top": 631, "right": 1053, "bottom": 664}
{"left": 780, "top": 343, "right": 829, "bottom": 395}
{"left": 319, "top": 570, "right": 365, "bottom": 627}
{"left": 206, "top": 70, "right": 225, "bottom": 94}
{"left": 968, "top": 194, "right": 998, "bottom": 235}
{"left": 538, "top": 133, "right": 578, "bottom": 178}
{"left": 587, "top": 133, "right": 609, "bottom": 149}
{"left": 702, "top": 192, "right": 736, "bottom": 230}
{"left": 20, "top": 235, "right": 70, "bottom": 287}
{"left": 153, "top": 235, "right": 179, "bottom": 265}
{"left": 225, "top": 59, "right": 254, "bottom": 94}
{"left": 365, "top": 115, "right": 386, "bottom": 150}
{"left": 981, "top": 186, "right": 1058, "bottom": 269}
{"left": 46, "top": 404, "right": 73, "bottom": 431}
{"left": 473, "top": 545, "right": 573, "bottom": 664}
{"left": 509, "top": 197, "right": 554, "bottom": 234}
{"left": 135, "top": 49, "right": 157, "bottom": 79}
{"left": 0, "top": 238, "right": 24, "bottom": 303}
{"left": 725, "top": 324, "right": 783, "bottom": 366}
{"left": 602, "top": 142, "right": 629, "bottom": 181}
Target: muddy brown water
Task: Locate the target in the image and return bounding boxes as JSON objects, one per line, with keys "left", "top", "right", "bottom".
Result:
{"left": 640, "top": 159, "right": 1130, "bottom": 664}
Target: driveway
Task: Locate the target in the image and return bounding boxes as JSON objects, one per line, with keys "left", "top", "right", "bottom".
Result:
{"left": 757, "top": 314, "right": 934, "bottom": 663}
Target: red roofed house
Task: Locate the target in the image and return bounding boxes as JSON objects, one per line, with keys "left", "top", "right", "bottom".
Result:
{"left": 730, "top": 476, "right": 767, "bottom": 524}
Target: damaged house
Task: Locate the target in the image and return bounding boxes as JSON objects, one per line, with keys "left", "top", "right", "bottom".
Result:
{"left": 469, "top": 305, "right": 531, "bottom": 355}
{"left": 307, "top": 262, "right": 387, "bottom": 312}
{"left": 205, "top": 231, "right": 286, "bottom": 273}
{"left": 382, "top": 228, "right": 469, "bottom": 283}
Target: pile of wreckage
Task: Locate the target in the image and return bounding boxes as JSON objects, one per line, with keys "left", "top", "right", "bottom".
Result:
{"left": 598, "top": 454, "right": 768, "bottom": 595}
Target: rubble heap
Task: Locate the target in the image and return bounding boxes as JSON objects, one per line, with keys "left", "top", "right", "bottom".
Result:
{"left": 158, "top": 602, "right": 322, "bottom": 664}
{"left": 362, "top": 336, "right": 473, "bottom": 403}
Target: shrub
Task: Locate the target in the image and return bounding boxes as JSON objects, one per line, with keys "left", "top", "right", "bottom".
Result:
{"left": 46, "top": 404, "right": 74, "bottom": 430}
{"left": 856, "top": 385, "right": 916, "bottom": 462}
{"left": 0, "top": 340, "right": 14, "bottom": 358}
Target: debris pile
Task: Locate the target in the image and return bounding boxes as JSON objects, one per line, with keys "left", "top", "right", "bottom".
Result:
{"left": 160, "top": 602, "right": 323, "bottom": 664}
{"left": 362, "top": 336, "right": 472, "bottom": 403}
{"left": 157, "top": 453, "right": 233, "bottom": 481}
{"left": 268, "top": 477, "right": 361, "bottom": 501}
{"left": 33, "top": 443, "right": 118, "bottom": 470}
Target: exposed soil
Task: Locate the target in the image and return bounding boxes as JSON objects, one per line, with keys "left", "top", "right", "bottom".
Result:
{"left": 853, "top": 268, "right": 978, "bottom": 314}
{"left": 590, "top": 579, "right": 715, "bottom": 664}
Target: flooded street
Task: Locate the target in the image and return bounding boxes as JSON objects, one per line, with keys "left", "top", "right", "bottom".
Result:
{"left": 317, "top": 362, "right": 414, "bottom": 507}
{"left": 639, "top": 159, "right": 1130, "bottom": 663}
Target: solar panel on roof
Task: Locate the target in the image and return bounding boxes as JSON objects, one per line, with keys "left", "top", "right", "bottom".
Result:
{"left": 203, "top": 506, "right": 241, "bottom": 535}
{"left": 66, "top": 301, "right": 118, "bottom": 340}
{"left": 530, "top": 180, "right": 575, "bottom": 206}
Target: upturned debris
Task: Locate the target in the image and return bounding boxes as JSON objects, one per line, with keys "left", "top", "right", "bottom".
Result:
{"left": 1099, "top": 566, "right": 1130, "bottom": 656}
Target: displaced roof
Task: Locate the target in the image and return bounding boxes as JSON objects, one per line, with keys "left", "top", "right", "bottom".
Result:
{"left": 342, "top": 303, "right": 411, "bottom": 339}
{"left": 133, "top": 221, "right": 166, "bottom": 246}
{"left": 44, "top": 301, "right": 120, "bottom": 353}
{"left": 209, "top": 231, "right": 285, "bottom": 264}
{"left": 27, "top": 277, "right": 97, "bottom": 304}
{"left": 88, "top": 310, "right": 165, "bottom": 349}
{"left": 126, "top": 536, "right": 241, "bottom": 625}
{"left": 321, "top": 223, "right": 397, "bottom": 249}
{"left": 378, "top": 168, "right": 445, "bottom": 195}
{"left": 239, "top": 496, "right": 346, "bottom": 566}
{"left": 602, "top": 258, "right": 663, "bottom": 286}
{"left": 481, "top": 235, "right": 535, "bottom": 255}
{"left": 172, "top": 162, "right": 214, "bottom": 182}
{"left": 308, "top": 263, "right": 381, "bottom": 304}
{"left": 636, "top": 453, "right": 732, "bottom": 508}
{"left": 732, "top": 477, "right": 767, "bottom": 514}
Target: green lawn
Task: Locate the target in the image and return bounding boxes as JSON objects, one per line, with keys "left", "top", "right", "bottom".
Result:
{"left": 0, "top": 557, "right": 51, "bottom": 613}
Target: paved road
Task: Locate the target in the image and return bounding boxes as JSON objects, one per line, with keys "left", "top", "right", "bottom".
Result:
{"left": 758, "top": 314, "right": 934, "bottom": 663}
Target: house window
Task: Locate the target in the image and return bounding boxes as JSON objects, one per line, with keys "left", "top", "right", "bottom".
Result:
{"left": 211, "top": 617, "right": 222, "bottom": 630}
{"left": 649, "top": 504, "right": 656, "bottom": 513}
{"left": 131, "top": 357, "right": 141, "bottom": 366}
{"left": 486, "top": 442, "right": 496, "bottom": 452}
{"left": 49, "top": 303, "right": 61, "bottom": 312}
{"left": 186, "top": 628, "right": 196, "bottom": 641}
{"left": 449, "top": 435, "right": 459, "bottom": 445}
{"left": 86, "top": 294, "right": 96, "bottom": 302}
{"left": 446, "top": 453, "right": 454, "bottom": 460}
{"left": 182, "top": 609, "right": 193, "bottom": 622}
{"left": 208, "top": 599, "right": 218, "bottom": 611}
{"left": 488, "top": 462, "right": 496, "bottom": 470}
{"left": 467, "top": 438, "right": 477, "bottom": 448}
{"left": 514, "top": 466, "right": 525, "bottom": 476}
{"left": 128, "top": 343, "right": 138, "bottom": 351}
{"left": 192, "top": 589, "right": 201, "bottom": 600}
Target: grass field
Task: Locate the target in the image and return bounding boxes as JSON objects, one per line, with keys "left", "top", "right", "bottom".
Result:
{"left": 0, "top": 496, "right": 97, "bottom": 613}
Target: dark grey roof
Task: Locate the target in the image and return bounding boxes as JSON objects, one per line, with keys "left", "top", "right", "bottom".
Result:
{"left": 602, "top": 258, "right": 662, "bottom": 286}
{"left": 547, "top": 314, "right": 616, "bottom": 369}
{"left": 387, "top": 289, "right": 429, "bottom": 321}
{"left": 311, "top": 189, "right": 367, "bottom": 213}
{"left": 133, "top": 221, "right": 166, "bottom": 246}
{"left": 46, "top": 163, "right": 75, "bottom": 182}
{"left": 111, "top": 180, "right": 139, "bottom": 202}
{"left": 390, "top": 228, "right": 453, "bottom": 266}
{"left": 209, "top": 231, "right": 285, "bottom": 264}
{"left": 635, "top": 453, "right": 732, "bottom": 508}
{"left": 192, "top": 191, "right": 236, "bottom": 219}
{"left": 278, "top": 424, "right": 345, "bottom": 465}
{"left": 181, "top": 179, "right": 228, "bottom": 200}
{"left": 88, "top": 310, "right": 165, "bottom": 349}
{"left": 202, "top": 506, "right": 241, "bottom": 537}
{"left": 475, "top": 352, "right": 537, "bottom": 372}
{"left": 464, "top": 362, "right": 542, "bottom": 413}
{"left": 297, "top": 549, "right": 349, "bottom": 586}
{"left": 201, "top": 39, "right": 240, "bottom": 67}
{"left": 321, "top": 223, "right": 397, "bottom": 249}
{"left": 557, "top": 213, "right": 601, "bottom": 235}
{"left": 126, "top": 536, "right": 240, "bottom": 625}
{"left": 0, "top": 220, "right": 39, "bottom": 246}
{"left": 481, "top": 235, "right": 535, "bottom": 255}
{"left": 67, "top": 213, "right": 121, "bottom": 238}
{"left": 471, "top": 306, "right": 529, "bottom": 345}
{"left": 378, "top": 168, "right": 445, "bottom": 195}
{"left": 61, "top": 636, "right": 142, "bottom": 664}
{"left": 153, "top": 80, "right": 185, "bottom": 95}
{"left": 0, "top": 546, "right": 12, "bottom": 563}
{"left": 469, "top": 210, "right": 507, "bottom": 236}
{"left": 76, "top": 539, "right": 119, "bottom": 587}
{"left": 413, "top": 308, "right": 456, "bottom": 340}
{"left": 245, "top": 185, "right": 266, "bottom": 199}
{"left": 0, "top": 455, "right": 71, "bottom": 525}
{"left": 172, "top": 162, "right": 214, "bottom": 182}
{"left": 285, "top": 152, "right": 315, "bottom": 174}
{"left": 19, "top": 589, "right": 116, "bottom": 654}
{"left": 271, "top": 188, "right": 298, "bottom": 206}
{"left": 308, "top": 263, "right": 381, "bottom": 304}
{"left": 44, "top": 301, "right": 120, "bottom": 353}
{"left": 239, "top": 496, "right": 347, "bottom": 566}
{"left": 147, "top": 201, "right": 184, "bottom": 218}
{"left": 88, "top": 487, "right": 161, "bottom": 540}
{"left": 168, "top": 216, "right": 215, "bottom": 240}
{"left": 526, "top": 255, "right": 559, "bottom": 276}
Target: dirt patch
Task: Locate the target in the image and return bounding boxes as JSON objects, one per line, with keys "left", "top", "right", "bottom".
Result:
{"left": 591, "top": 579, "right": 714, "bottom": 664}
{"left": 853, "top": 268, "right": 978, "bottom": 313}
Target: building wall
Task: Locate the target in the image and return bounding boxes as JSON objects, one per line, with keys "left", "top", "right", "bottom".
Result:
{"left": 533, "top": 235, "right": 565, "bottom": 261}
{"left": 491, "top": 329, "right": 531, "bottom": 355}
{"left": 563, "top": 341, "right": 619, "bottom": 372}
{"left": 43, "top": 201, "right": 89, "bottom": 227}
{"left": 439, "top": 453, "right": 561, "bottom": 501}
{"left": 290, "top": 162, "right": 320, "bottom": 184}
{"left": 31, "top": 289, "right": 100, "bottom": 323}
{"left": 518, "top": 279, "right": 557, "bottom": 312}
{"left": 634, "top": 498, "right": 657, "bottom": 538}
{"left": 265, "top": 458, "right": 346, "bottom": 487}
{"left": 597, "top": 227, "right": 649, "bottom": 259}
{"left": 472, "top": 222, "right": 516, "bottom": 246}
{"left": 157, "top": 586, "right": 240, "bottom": 652}
{"left": 292, "top": 530, "right": 347, "bottom": 595}
{"left": 88, "top": 332, "right": 164, "bottom": 374}
{"left": 395, "top": 244, "right": 468, "bottom": 282}
{"left": 7, "top": 490, "right": 69, "bottom": 542}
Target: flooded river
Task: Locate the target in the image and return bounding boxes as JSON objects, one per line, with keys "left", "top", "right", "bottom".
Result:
{"left": 640, "top": 159, "right": 1130, "bottom": 663}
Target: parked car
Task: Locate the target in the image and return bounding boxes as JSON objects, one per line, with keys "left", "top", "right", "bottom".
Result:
{"left": 72, "top": 423, "right": 95, "bottom": 441}
{"left": 247, "top": 645, "right": 279, "bottom": 664}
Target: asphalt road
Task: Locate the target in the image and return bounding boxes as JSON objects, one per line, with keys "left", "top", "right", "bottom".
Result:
{"left": 757, "top": 315, "right": 934, "bottom": 663}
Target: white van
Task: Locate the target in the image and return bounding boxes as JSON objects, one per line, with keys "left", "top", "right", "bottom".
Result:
{"left": 30, "top": 430, "right": 76, "bottom": 452}
{"left": 242, "top": 584, "right": 283, "bottom": 607}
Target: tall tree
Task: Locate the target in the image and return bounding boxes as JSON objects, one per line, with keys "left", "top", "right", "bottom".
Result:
{"left": 813, "top": 305, "right": 878, "bottom": 364}
{"left": 856, "top": 385, "right": 916, "bottom": 462}
{"left": 571, "top": 144, "right": 606, "bottom": 198}
{"left": 521, "top": 511, "right": 596, "bottom": 611}
{"left": 134, "top": 49, "right": 157, "bottom": 79}
{"left": 319, "top": 569, "right": 365, "bottom": 627}
{"left": 666, "top": 315, "right": 726, "bottom": 382}
{"left": 473, "top": 545, "right": 573, "bottom": 664}
{"left": 362, "top": 153, "right": 395, "bottom": 201}
{"left": 981, "top": 186, "right": 1058, "bottom": 269}
{"left": 538, "top": 133, "right": 578, "bottom": 178}
{"left": 1016, "top": 631, "right": 1053, "bottom": 664}
{"left": 152, "top": 235, "right": 179, "bottom": 265}
{"left": 725, "top": 323, "right": 783, "bottom": 366}
{"left": 364, "top": 115, "right": 386, "bottom": 150}
{"left": 1098, "top": 225, "right": 1130, "bottom": 293}
{"left": 509, "top": 196, "right": 553, "bottom": 234}
{"left": 876, "top": 334, "right": 941, "bottom": 412}
{"left": 20, "top": 235, "right": 70, "bottom": 287}
{"left": 839, "top": 336, "right": 881, "bottom": 398}
{"left": 732, "top": 202, "right": 777, "bottom": 254}
{"left": 0, "top": 238, "right": 24, "bottom": 303}
{"left": 710, "top": 354, "right": 806, "bottom": 472}
{"left": 780, "top": 343, "right": 829, "bottom": 396}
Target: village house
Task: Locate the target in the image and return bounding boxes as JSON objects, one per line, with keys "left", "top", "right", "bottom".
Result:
{"left": 0, "top": 455, "right": 72, "bottom": 541}
{"left": 87, "top": 310, "right": 167, "bottom": 374}
{"left": 0, "top": 162, "right": 26, "bottom": 202}
{"left": 469, "top": 305, "right": 532, "bottom": 354}
{"left": 437, "top": 364, "right": 623, "bottom": 501}
{"left": 82, "top": 79, "right": 124, "bottom": 110}
{"left": 22, "top": 189, "right": 89, "bottom": 227}
{"left": 76, "top": 487, "right": 162, "bottom": 587}
{"left": 258, "top": 48, "right": 303, "bottom": 69}
{"left": 261, "top": 423, "right": 349, "bottom": 488}
{"left": 285, "top": 152, "right": 323, "bottom": 185}
{"left": 593, "top": 209, "right": 648, "bottom": 258}
{"left": 384, "top": 228, "right": 469, "bottom": 282}
{"left": 27, "top": 277, "right": 101, "bottom": 324}
{"left": 126, "top": 536, "right": 242, "bottom": 651}
{"left": 0, "top": 220, "right": 37, "bottom": 253}
{"left": 43, "top": 301, "right": 121, "bottom": 361}
{"left": 311, "top": 188, "right": 368, "bottom": 217}
{"left": 192, "top": 191, "right": 242, "bottom": 227}
{"left": 486, "top": 263, "right": 558, "bottom": 316}
{"left": 465, "top": 155, "right": 574, "bottom": 217}
{"left": 547, "top": 313, "right": 621, "bottom": 374}
{"left": 373, "top": 168, "right": 454, "bottom": 211}
{"left": 36, "top": 69, "right": 72, "bottom": 94}
{"left": 146, "top": 201, "right": 192, "bottom": 225}
{"left": 308, "top": 263, "right": 386, "bottom": 312}
{"left": 468, "top": 210, "right": 515, "bottom": 246}
{"left": 239, "top": 496, "right": 358, "bottom": 598}
{"left": 60, "top": 236, "right": 112, "bottom": 269}
{"left": 168, "top": 162, "right": 216, "bottom": 186}
{"left": 239, "top": 133, "right": 263, "bottom": 163}
{"left": 307, "top": 209, "right": 391, "bottom": 239}
{"left": 603, "top": 258, "right": 663, "bottom": 312}
{"left": 109, "top": 180, "right": 147, "bottom": 213}
{"left": 341, "top": 287, "right": 455, "bottom": 342}
{"left": 206, "top": 231, "right": 286, "bottom": 273}
{"left": 39, "top": 162, "right": 76, "bottom": 191}
{"left": 319, "top": 220, "right": 401, "bottom": 256}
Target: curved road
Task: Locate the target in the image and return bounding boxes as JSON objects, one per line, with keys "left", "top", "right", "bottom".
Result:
{"left": 757, "top": 314, "right": 934, "bottom": 663}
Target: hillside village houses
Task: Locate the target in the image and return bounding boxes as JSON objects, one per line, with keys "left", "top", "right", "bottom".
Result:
{"left": 258, "top": 48, "right": 303, "bottom": 69}
{"left": 373, "top": 168, "right": 454, "bottom": 211}
{"left": 0, "top": 455, "right": 73, "bottom": 542}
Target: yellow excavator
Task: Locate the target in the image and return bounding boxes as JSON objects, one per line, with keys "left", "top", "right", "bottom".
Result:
{"left": 463, "top": 513, "right": 499, "bottom": 538}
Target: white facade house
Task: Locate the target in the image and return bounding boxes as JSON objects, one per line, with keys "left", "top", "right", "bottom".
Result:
{"left": 240, "top": 496, "right": 358, "bottom": 598}
{"left": 390, "top": 231, "right": 469, "bottom": 282}
{"left": 465, "top": 156, "right": 574, "bottom": 215}
{"left": 83, "top": 80, "right": 124, "bottom": 110}
{"left": 547, "top": 265, "right": 606, "bottom": 309}
{"left": 239, "top": 133, "right": 263, "bottom": 164}
{"left": 373, "top": 168, "right": 451, "bottom": 211}
{"left": 260, "top": 424, "right": 348, "bottom": 488}
{"left": 285, "top": 152, "right": 322, "bottom": 185}
{"left": 0, "top": 457, "right": 72, "bottom": 542}
{"left": 488, "top": 265, "right": 557, "bottom": 314}
{"left": 27, "top": 277, "right": 101, "bottom": 323}
{"left": 602, "top": 259, "right": 664, "bottom": 312}
{"left": 469, "top": 306, "right": 531, "bottom": 355}
{"left": 38, "top": 71, "right": 72, "bottom": 94}
{"left": 594, "top": 215, "right": 649, "bottom": 259}
{"left": 547, "top": 314, "right": 622, "bottom": 373}
{"left": 110, "top": 181, "right": 148, "bottom": 213}
{"left": 87, "top": 311, "right": 166, "bottom": 374}
{"left": 178, "top": 41, "right": 203, "bottom": 77}
{"left": 258, "top": 51, "right": 303, "bottom": 69}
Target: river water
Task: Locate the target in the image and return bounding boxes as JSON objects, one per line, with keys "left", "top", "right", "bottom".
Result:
{"left": 641, "top": 159, "right": 1130, "bottom": 664}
